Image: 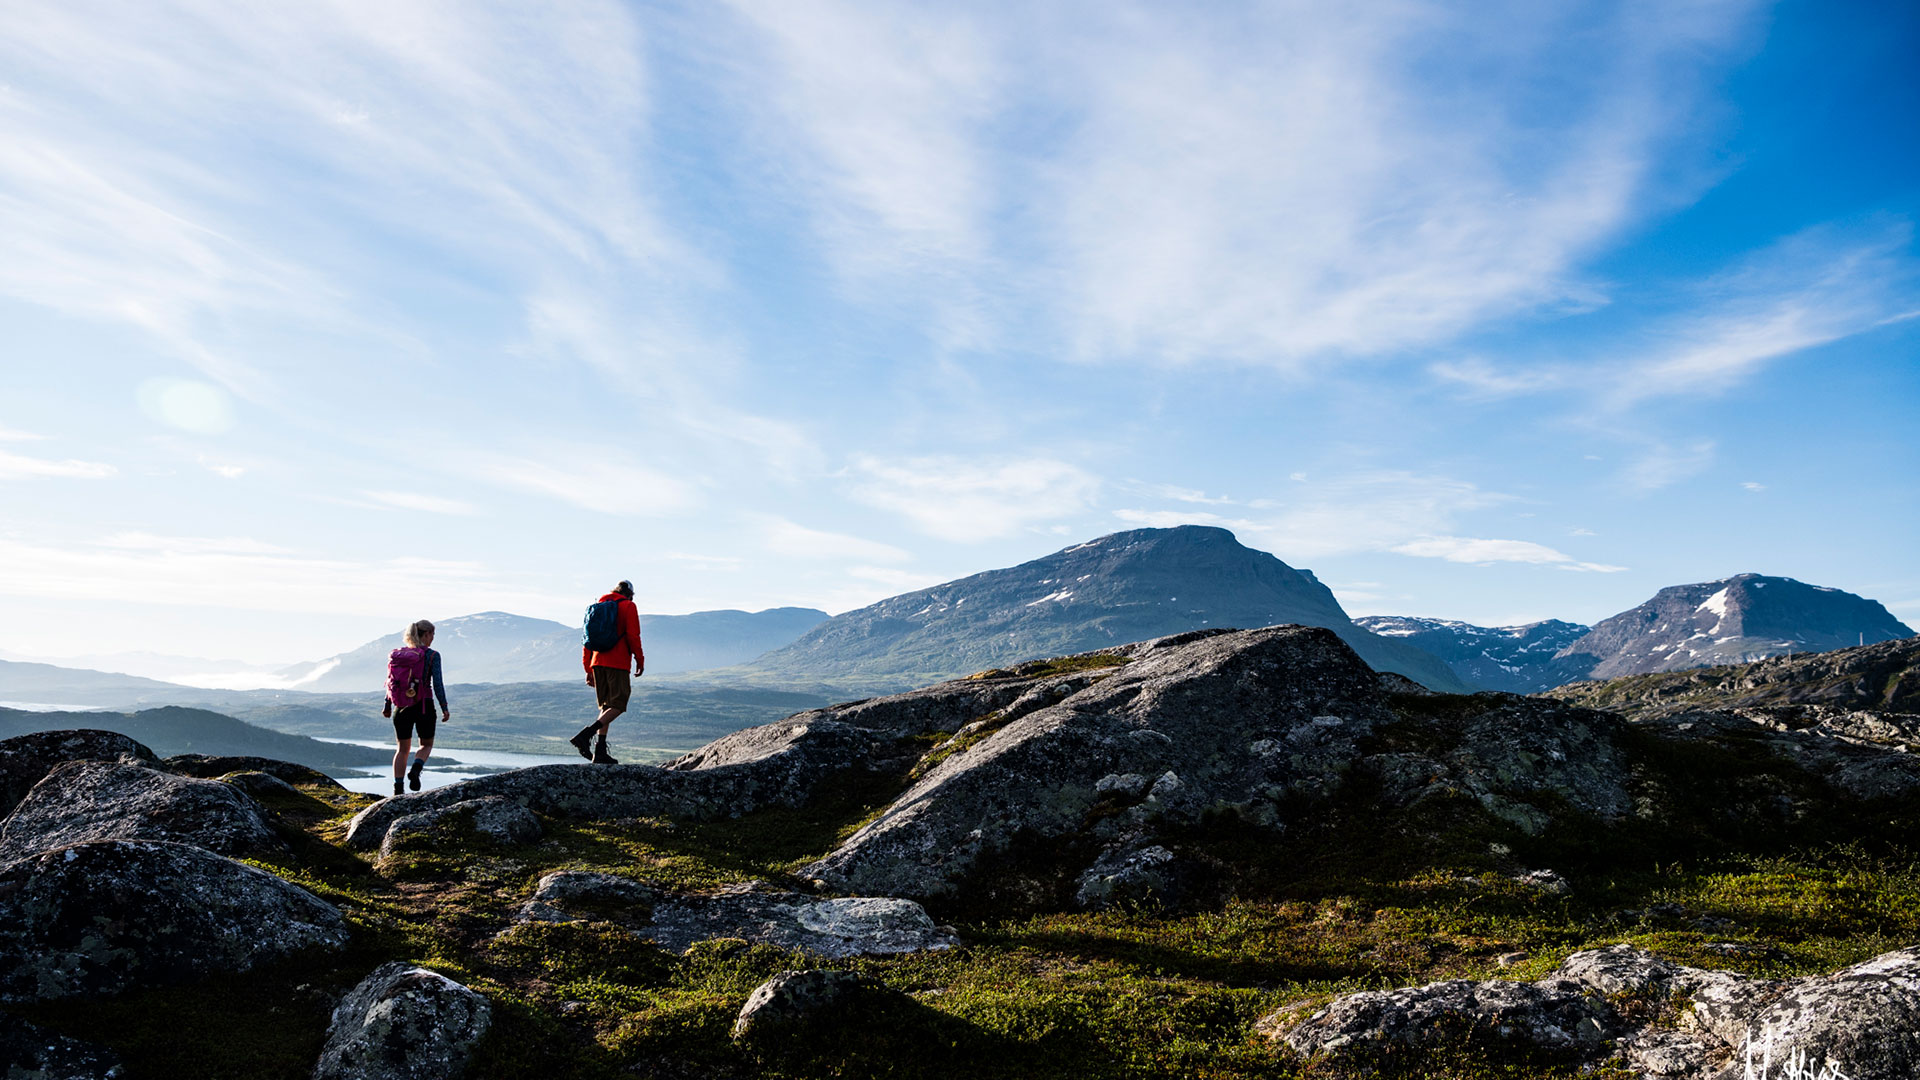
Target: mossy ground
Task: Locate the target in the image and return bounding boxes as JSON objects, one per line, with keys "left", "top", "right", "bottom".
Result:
{"left": 8, "top": 702, "right": 1919, "bottom": 1079}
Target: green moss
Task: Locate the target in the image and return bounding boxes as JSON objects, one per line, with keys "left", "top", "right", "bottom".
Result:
{"left": 966, "top": 653, "right": 1130, "bottom": 682}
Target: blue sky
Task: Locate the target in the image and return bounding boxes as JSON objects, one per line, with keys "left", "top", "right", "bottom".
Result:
{"left": 2, "top": 0, "right": 1916, "bottom": 671}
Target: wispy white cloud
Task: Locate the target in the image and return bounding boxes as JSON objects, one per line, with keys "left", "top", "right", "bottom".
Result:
{"left": 1619, "top": 439, "right": 1716, "bottom": 492}
{"left": 1605, "top": 222, "right": 1920, "bottom": 407}
{"left": 1116, "top": 470, "right": 1625, "bottom": 572}
{"left": 848, "top": 454, "right": 1101, "bottom": 540}
{"left": 97, "top": 532, "right": 290, "bottom": 555}
{"left": 717, "top": 0, "right": 996, "bottom": 272}
{"left": 1741, "top": 481, "right": 1766, "bottom": 492}
{"left": 0, "top": 448, "right": 116, "bottom": 480}
{"left": 0, "top": 425, "right": 46, "bottom": 441}
{"left": 364, "top": 490, "right": 481, "bottom": 516}
{"left": 759, "top": 516, "right": 909, "bottom": 562}
{"left": 471, "top": 452, "right": 696, "bottom": 516}
{"left": 1392, "top": 535, "right": 1626, "bottom": 572}
{"left": 1032, "top": 2, "right": 1744, "bottom": 367}
{"left": 1428, "top": 357, "right": 1570, "bottom": 399}
{"left": 1440, "top": 222, "right": 1920, "bottom": 408}
{"left": 846, "top": 565, "right": 945, "bottom": 591}
{"left": 0, "top": 532, "right": 569, "bottom": 618}
{"left": 1124, "top": 482, "right": 1237, "bottom": 505}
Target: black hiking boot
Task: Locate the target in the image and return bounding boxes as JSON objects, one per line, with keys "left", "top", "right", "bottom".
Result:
{"left": 392, "top": 778, "right": 403, "bottom": 797}
{"left": 408, "top": 757, "right": 425, "bottom": 791}
{"left": 569, "top": 725, "right": 598, "bottom": 761}
{"left": 591, "top": 742, "right": 619, "bottom": 765}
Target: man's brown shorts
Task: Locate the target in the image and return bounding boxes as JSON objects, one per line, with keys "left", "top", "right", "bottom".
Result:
{"left": 592, "top": 666, "right": 632, "bottom": 713}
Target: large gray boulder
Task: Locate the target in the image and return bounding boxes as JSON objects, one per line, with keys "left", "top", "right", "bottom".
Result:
{"left": 377, "top": 796, "right": 542, "bottom": 862}
{"left": 0, "top": 730, "right": 158, "bottom": 818}
{"left": 646, "top": 884, "right": 958, "bottom": 958}
{"left": 0, "top": 839, "right": 348, "bottom": 1002}
{"left": 0, "top": 760, "right": 282, "bottom": 863}
{"left": 514, "top": 869, "right": 659, "bottom": 925}
{"left": 342, "top": 657, "right": 1112, "bottom": 852}
{"left": 732, "top": 969, "right": 904, "bottom": 1042}
{"left": 162, "top": 753, "right": 346, "bottom": 789}
{"left": 312, "top": 962, "right": 491, "bottom": 1080}
{"left": 803, "top": 626, "right": 1632, "bottom": 901}
{"left": 0, "top": 1012, "right": 124, "bottom": 1079}
{"left": 1272, "top": 944, "right": 1920, "bottom": 1079}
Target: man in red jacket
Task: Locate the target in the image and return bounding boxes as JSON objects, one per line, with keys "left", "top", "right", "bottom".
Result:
{"left": 572, "top": 580, "right": 644, "bottom": 764}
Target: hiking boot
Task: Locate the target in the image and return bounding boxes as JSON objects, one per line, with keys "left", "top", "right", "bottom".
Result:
{"left": 408, "top": 757, "right": 425, "bottom": 791}
{"left": 591, "top": 747, "right": 620, "bottom": 765}
{"left": 568, "top": 725, "right": 597, "bottom": 761}
{"left": 392, "top": 778, "right": 404, "bottom": 797}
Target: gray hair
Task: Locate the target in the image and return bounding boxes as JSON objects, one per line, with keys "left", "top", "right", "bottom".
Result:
{"left": 404, "top": 619, "right": 436, "bottom": 647}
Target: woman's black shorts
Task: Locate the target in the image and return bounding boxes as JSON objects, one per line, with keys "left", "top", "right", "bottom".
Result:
{"left": 393, "top": 702, "right": 437, "bottom": 743}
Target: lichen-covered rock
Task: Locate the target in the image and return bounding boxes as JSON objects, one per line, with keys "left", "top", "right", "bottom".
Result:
{"left": 510, "top": 875, "right": 955, "bottom": 958}
{"left": 1073, "top": 844, "right": 1191, "bottom": 909}
{"left": 162, "top": 754, "right": 346, "bottom": 790}
{"left": 378, "top": 796, "right": 542, "bottom": 861}
{"left": 312, "top": 962, "right": 491, "bottom": 1080}
{"left": 0, "top": 760, "right": 282, "bottom": 863}
{"left": 1641, "top": 709, "right": 1920, "bottom": 802}
{"left": 0, "top": 839, "right": 348, "bottom": 1002}
{"left": 732, "top": 969, "right": 880, "bottom": 1041}
{"left": 0, "top": 1011, "right": 125, "bottom": 1079}
{"left": 0, "top": 730, "right": 158, "bottom": 818}
{"left": 514, "top": 870, "right": 659, "bottom": 924}
{"left": 805, "top": 626, "right": 1633, "bottom": 901}
{"left": 1268, "top": 944, "right": 1920, "bottom": 1080}
{"left": 341, "top": 663, "right": 1116, "bottom": 852}
{"left": 644, "top": 885, "right": 958, "bottom": 958}
{"left": 221, "top": 770, "right": 302, "bottom": 799}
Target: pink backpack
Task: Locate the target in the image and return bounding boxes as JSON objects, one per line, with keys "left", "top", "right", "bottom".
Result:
{"left": 387, "top": 646, "right": 429, "bottom": 708}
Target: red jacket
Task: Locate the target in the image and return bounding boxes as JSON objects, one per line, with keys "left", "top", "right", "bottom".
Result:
{"left": 582, "top": 593, "right": 644, "bottom": 674}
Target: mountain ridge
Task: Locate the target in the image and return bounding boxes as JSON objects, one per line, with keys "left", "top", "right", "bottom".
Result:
{"left": 732, "top": 526, "right": 1469, "bottom": 692}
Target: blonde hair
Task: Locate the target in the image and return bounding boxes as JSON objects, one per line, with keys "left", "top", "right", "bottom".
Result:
{"left": 404, "top": 619, "right": 436, "bottom": 647}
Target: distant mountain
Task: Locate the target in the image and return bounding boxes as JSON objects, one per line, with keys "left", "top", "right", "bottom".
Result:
{"left": 1556, "top": 574, "right": 1914, "bottom": 681}
{"left": 0, "top": 659, "right": 187, "bottom": 706}
{"left": 0, "top": 705, "right": 388, "bottom": 769}
{"left": 1352, "top": 616, "right": 1594, "bottom": 693}
{"left": 278, "top": 607, "right": 831, "bottom": 691}
{"left": 734, "top": 526, "right": 1469, "bottom": 693}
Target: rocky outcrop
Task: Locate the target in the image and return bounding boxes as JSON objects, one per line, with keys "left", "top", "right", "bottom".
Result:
{"left": 1641, "top": 710, "right": 1920, "bottom": 802}
{"left": 647, "top": 885, "right": 958, "bottom": 958}
{"left": 515, "top": 870, "right": 660, "bottom": 925}
{"left": 379, "top": 796, "right": 542, "bottom": 861}
{"left": 803, "top": 626, "right": 1632, "bottom": 902}
{"left": 0, "top": 760, "right": 282, "bottom": 863}
{"left": 0, "top": 839, "right": 348, "bottom": 1002}
{"left": 0, "top": 1012, "right": 125, "bottom": 1079}
{"left": 514, "top": 875, "right": 957, "bottom": 958}
{"left": 1549, "top": 636, "right": 1920, "bottom": 718}
{"left": 0, "top": 729, "right": 158, "bottom": 817}
{"left": 312, "top": 963, "right": 491, "bottom": 1080}
{"left": 732, "top": 970, "right": 902, "bottom": 1042}
{"left": 1271, "top": 944, "right": 1920, "bottom": 1079}
{"left": 343, "top": 656, "right": 1128, "bottom": 852}
{"left": 161, "top": 753, "right": 345, "bottom": 789}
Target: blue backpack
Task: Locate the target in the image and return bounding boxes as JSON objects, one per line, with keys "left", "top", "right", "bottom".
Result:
{"left": 582, "top": 599, "right": 625, "bottom": 652}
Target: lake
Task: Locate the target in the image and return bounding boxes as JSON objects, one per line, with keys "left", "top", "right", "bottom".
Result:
{"left": 317, "top": 738, "right": 589, "bottom": 795}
